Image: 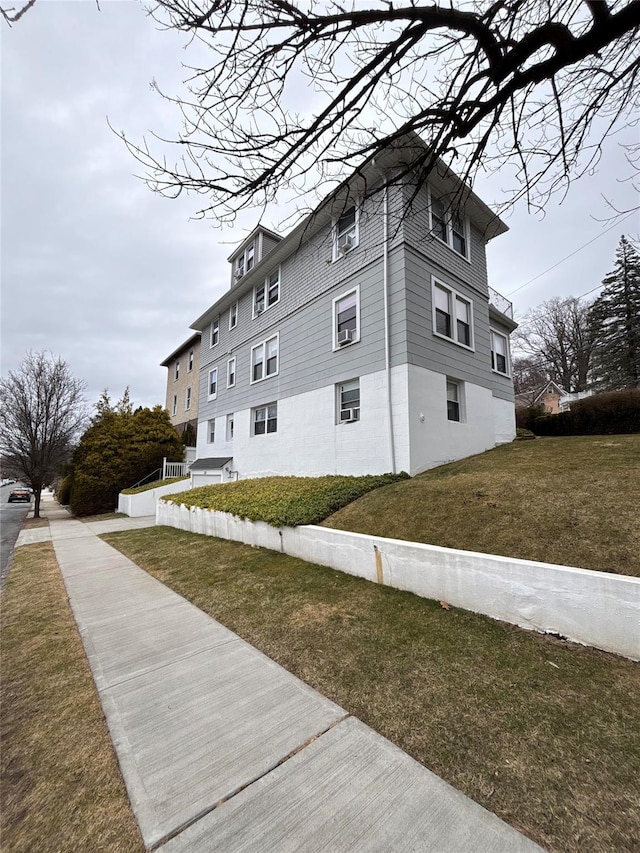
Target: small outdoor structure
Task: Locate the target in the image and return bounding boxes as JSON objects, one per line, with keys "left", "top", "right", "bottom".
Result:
{"left": 189, "top": 457, "right": 232, "bottom": 488}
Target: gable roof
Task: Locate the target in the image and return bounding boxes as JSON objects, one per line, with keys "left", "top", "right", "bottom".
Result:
{"left": 160, "top": 333, "right": 201, "bottom": 367}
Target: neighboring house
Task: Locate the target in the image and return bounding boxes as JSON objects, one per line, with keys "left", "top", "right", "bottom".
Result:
{"left": 515, "top": 381, "right": 594, "bottom": 414}
{"left": 160, "top": 333, "right": 201, "bottom": 439}
{"left": 188, "top": 133, "right": 517, "bottom": 482}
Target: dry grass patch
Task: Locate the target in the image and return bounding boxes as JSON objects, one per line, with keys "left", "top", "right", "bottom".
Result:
{"left": 322, "top": 434, "right": 640, "bottom": 576}
{"left": 0, "top": 543, "right": 143, "bottom": 853}
{"left": 22, "top": 518, "right": 49, "bottom": 530}
{"left": 104, "top": 526, "right": 640, "bottom": 853}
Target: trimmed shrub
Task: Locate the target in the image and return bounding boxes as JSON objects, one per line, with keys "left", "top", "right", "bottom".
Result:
{"left": 56, "top": 475, "right": 73, "bottom": 505}
{"left": 516, "top": 404, "right": 544, "bottom": 431}
{"left": 531, "top": 389, "right": 640, "bottom": 436}
{"left": 163, "top": 473, "right": 410, "bottom": 527}
{"left": 70, "top": 472, "right": 118, "bottom": 518}
{"left": 122, "top": 476, "right": 189, "bottom": 495}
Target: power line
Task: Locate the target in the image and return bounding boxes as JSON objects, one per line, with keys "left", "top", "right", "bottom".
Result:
{"left": 505, "top": 212, "right": 635, "bottom": 298}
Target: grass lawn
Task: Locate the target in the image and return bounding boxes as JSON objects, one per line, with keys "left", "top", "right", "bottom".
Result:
{"left": 0, "top": 543, "right": 143, "bottom": 852}
{"left": 323, "top": 434, "right": 640, "bottom": 576}
{"left": 103, "top": 526, "right": 640, "bottom": 853}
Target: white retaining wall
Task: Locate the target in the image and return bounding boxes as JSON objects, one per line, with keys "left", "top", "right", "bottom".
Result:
{"left": 156, "top": 501, "right": 640, "bottom": 661}
{"left": 118, "top": 481, "right": 191, "bottom": 518}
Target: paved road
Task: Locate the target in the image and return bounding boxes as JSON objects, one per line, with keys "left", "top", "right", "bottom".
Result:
{"left": 1, "top": 484, "right": 31, "bottom": 585}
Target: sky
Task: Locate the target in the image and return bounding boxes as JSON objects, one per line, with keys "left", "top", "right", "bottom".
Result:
{"left": 2, "top": 0, "right": 639, "bottom": 410}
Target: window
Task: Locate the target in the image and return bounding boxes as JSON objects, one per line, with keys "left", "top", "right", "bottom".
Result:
{"left": 227, "top": 357, "right": 236, "bottom": 388}
{"left": 185, "top": 387, "right": 192, "bottom": 410}
{"left": 210, "top": 317, "right": 219, "bottom": 348}
{"left": 253, "top": 268, "right": 280, "bottom": 317}
{"left": 207, "top": 418, "right": 215, "bottom": 443}
{"left": 337, "top": 379, "right": 360, "bottom": 423}
{"left": 253, "top": 403, "right": 277, "bottom": 435}
{"left": 251, "top": 334, "right": 279, "bottom": 383}
{"left": 446, "top": 379, "right": 462, "bottom": 422}
{"left": 333, "top": 205, "right": 358, "bottom": 258}
{"left": 491, "top": 330, "right": 510, "bottom": 375}
{"left": 171, "top": 395, "right": 177, "bottom": 416}
{"left": 432, "top": 280, "right": 474, "bottom": 349}
{"left": 333, "top": 287, "right": 359, "bottom": 348}
{"left": 226, "top": 413, "right": 234, "bottom": 441}
{"left": 208, "top": 368, "right": 218, "bottom": 400}
{"left": 229, "top": 301, "right": 238, "bottom": 330}
{"left": 429, "top": 191, "right": 469, "bottom": 258}
{"left": 174, "top": 360, "right": 180, "bottom": 381}
{"left": 188, "top": 349, "right": 194, "bottom": 372}
{"left": 234, "top": 242, "right": 255, "bottom": 280}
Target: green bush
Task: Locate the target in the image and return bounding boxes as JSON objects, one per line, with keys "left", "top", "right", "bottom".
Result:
{"left": 56, "top": 475, "right": 72, "bottom": 505}
{"left": 163, "top": 473, "right": 410, "bottom": 527}
{"left": 515, "top": 404, "right": 544, "bottom": 431}
{"left": 70, "top": 472, "right": 117, "bottom": 518}
{"left": 532, "top": 389, "right": 640, "bottom": 436}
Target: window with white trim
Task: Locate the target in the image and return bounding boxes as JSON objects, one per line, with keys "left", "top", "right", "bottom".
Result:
{"left": 429, "top": 190, "right": 469, "bottom": 259}
{"left": 229, "top": 301, "right": 238, "bottom": 330}
{"left": 188, "top": 349, "right": 194, "bottom": 372}
{"left": 433, "top": 281, "right": 473, "bottom": 349}
{"left": 226, "top": 413, "right": 234, "bottom": 441}
{"left": 333, "top": 205, "right": 359, "bottom": 259}
{"left": 252, "top": 402, "right": 277, "bottom": 435}
{"left": 174, "top": 360, "right": 180, "bottom": 381}
{"left": 251, "top": 334, "right": 279, "bottom": 382}
{"left": 171, "top": 395, "right": 177, "bottom": 416}
{"left": 446, "top": 379, "right": 464, "bottom": 422}
{"left": 333, "top": 288, "right": 359, "bottom": 349}
{"left": 207, "top": 418, "right": 215, "bottom": 443}
{"left": 491, "top": 330, "right": 510, "bottom": 375}
{"left": 234, "top": 242, "right": 255, "bottom": 280}
{"left": 337, "top": 379, "right": 360, "bottom": 424}
{"left": 185, "top": 387, "right": 192, "bottom": 410}
{"left": 208, "top": 367, "right": 218, "bottom": 400}
{"left": 227, "top": 357, "right": 236, "bottom": 388}
{"left": 210, "top": 317, "right": 219, "bottom": 348}
{"left": 254, "top": 268, "right": 280, "bottom": 317}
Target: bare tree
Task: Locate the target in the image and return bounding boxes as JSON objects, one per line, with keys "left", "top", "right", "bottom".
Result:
{"left": 107, "top": 0, "right": 640, "bottom": 222}
{"left": 512, "top": 356, "right": 551, "bottom": 400}
{"left": 0, "top": 352, "right": 88, "bottom": 518}
{"left": 514, "top": 297, "right": 596, "bottom": 392}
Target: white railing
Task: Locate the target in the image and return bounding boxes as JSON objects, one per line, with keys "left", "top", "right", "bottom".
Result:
{"left": 488, "top": 286, "right": 514, "bottom": 319}
{"left": 163, "top": 458, "right": 188, "bottom": 479}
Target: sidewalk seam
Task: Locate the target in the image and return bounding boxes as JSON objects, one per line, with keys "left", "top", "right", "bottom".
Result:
{"left": 147, "top": 713, "right": 351, "bottom": 851}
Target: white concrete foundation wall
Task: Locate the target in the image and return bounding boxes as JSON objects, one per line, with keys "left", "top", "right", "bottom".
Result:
{"left": 406, "top": 364, "right": 496, "bottom": 474}
{"left": 492, "top": 395, "right": 516, "bottom": 444}
{"left": 196, "top": 367, "right": 411, "bottom": 479}
{"left": 118, "top": 481, "right": 191, "bottom": 517}
{"left": 157, "top": 500, "right": 640, "bottom": 660}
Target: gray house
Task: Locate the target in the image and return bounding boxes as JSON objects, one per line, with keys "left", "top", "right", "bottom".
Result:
{"left": 189, "top": 134, "right": 516, "bottom": 483}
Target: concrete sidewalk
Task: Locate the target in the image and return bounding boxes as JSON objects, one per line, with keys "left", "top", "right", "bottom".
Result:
{"left": 41, "top": 504, "right": 543, "bottom": 851}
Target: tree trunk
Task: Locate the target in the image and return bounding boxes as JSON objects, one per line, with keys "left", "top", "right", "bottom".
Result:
{"left": 33, "top": 488, "right": 41, "bottom": 519}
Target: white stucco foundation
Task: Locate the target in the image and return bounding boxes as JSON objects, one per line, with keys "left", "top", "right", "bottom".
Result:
{"left": 157, "top": 500, "right": 640, "bottom": 661}
{"left": 118, "top": 480, "right": 191, "bottom": 517}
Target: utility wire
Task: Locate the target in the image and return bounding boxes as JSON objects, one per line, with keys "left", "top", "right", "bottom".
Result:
{"left": 505, "top": 212, "right": 635, "bottom": 298}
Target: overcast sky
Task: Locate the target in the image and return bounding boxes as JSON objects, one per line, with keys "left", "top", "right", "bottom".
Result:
{"left": 2, "top": 1, "right": 639, "bottom": 410}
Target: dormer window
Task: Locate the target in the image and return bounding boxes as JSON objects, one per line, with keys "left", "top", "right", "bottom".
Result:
{"left": 234, "top": 242, "right": 255, "bottom": 280}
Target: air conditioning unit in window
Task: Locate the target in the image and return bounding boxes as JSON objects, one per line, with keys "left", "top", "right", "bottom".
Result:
{"left": 255, "top": 302, "right": 265, "bottom": 316}
{"left": 337, "top": 328, "right": 355, "bottom": 346}
{"left": 338, "top": 235, "right": 354, "bottom": 254}
{"left": 340, "top": 408, "right": 360, "bottom": 423}
{"left": 234, "top": 270, "right": 244, "bottom": 280}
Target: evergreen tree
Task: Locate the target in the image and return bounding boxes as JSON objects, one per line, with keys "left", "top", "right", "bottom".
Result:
{"left": 69, "top": 393, "right": 183, "bottom": 516}
{"left": 591, "top": 237, "right": 640, "bottom": 390}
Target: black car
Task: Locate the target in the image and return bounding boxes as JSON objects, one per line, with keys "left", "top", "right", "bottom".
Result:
{"left": 8, "top": 489, "right": 31, "bottom": 503}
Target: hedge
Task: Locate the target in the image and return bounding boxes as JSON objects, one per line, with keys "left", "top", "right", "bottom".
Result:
{"left": 122, "top": 476, "right": 189, "bottom": 495}
{"left": 531, "top": 389, "right": 640, "bottom": 436}
{"left": 162, "top": 473, "right": 410, "bottom": 527}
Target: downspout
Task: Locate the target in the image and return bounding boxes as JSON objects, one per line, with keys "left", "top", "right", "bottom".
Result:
{"left": 382, "top": 183, "right": 396, "bottom": 474}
